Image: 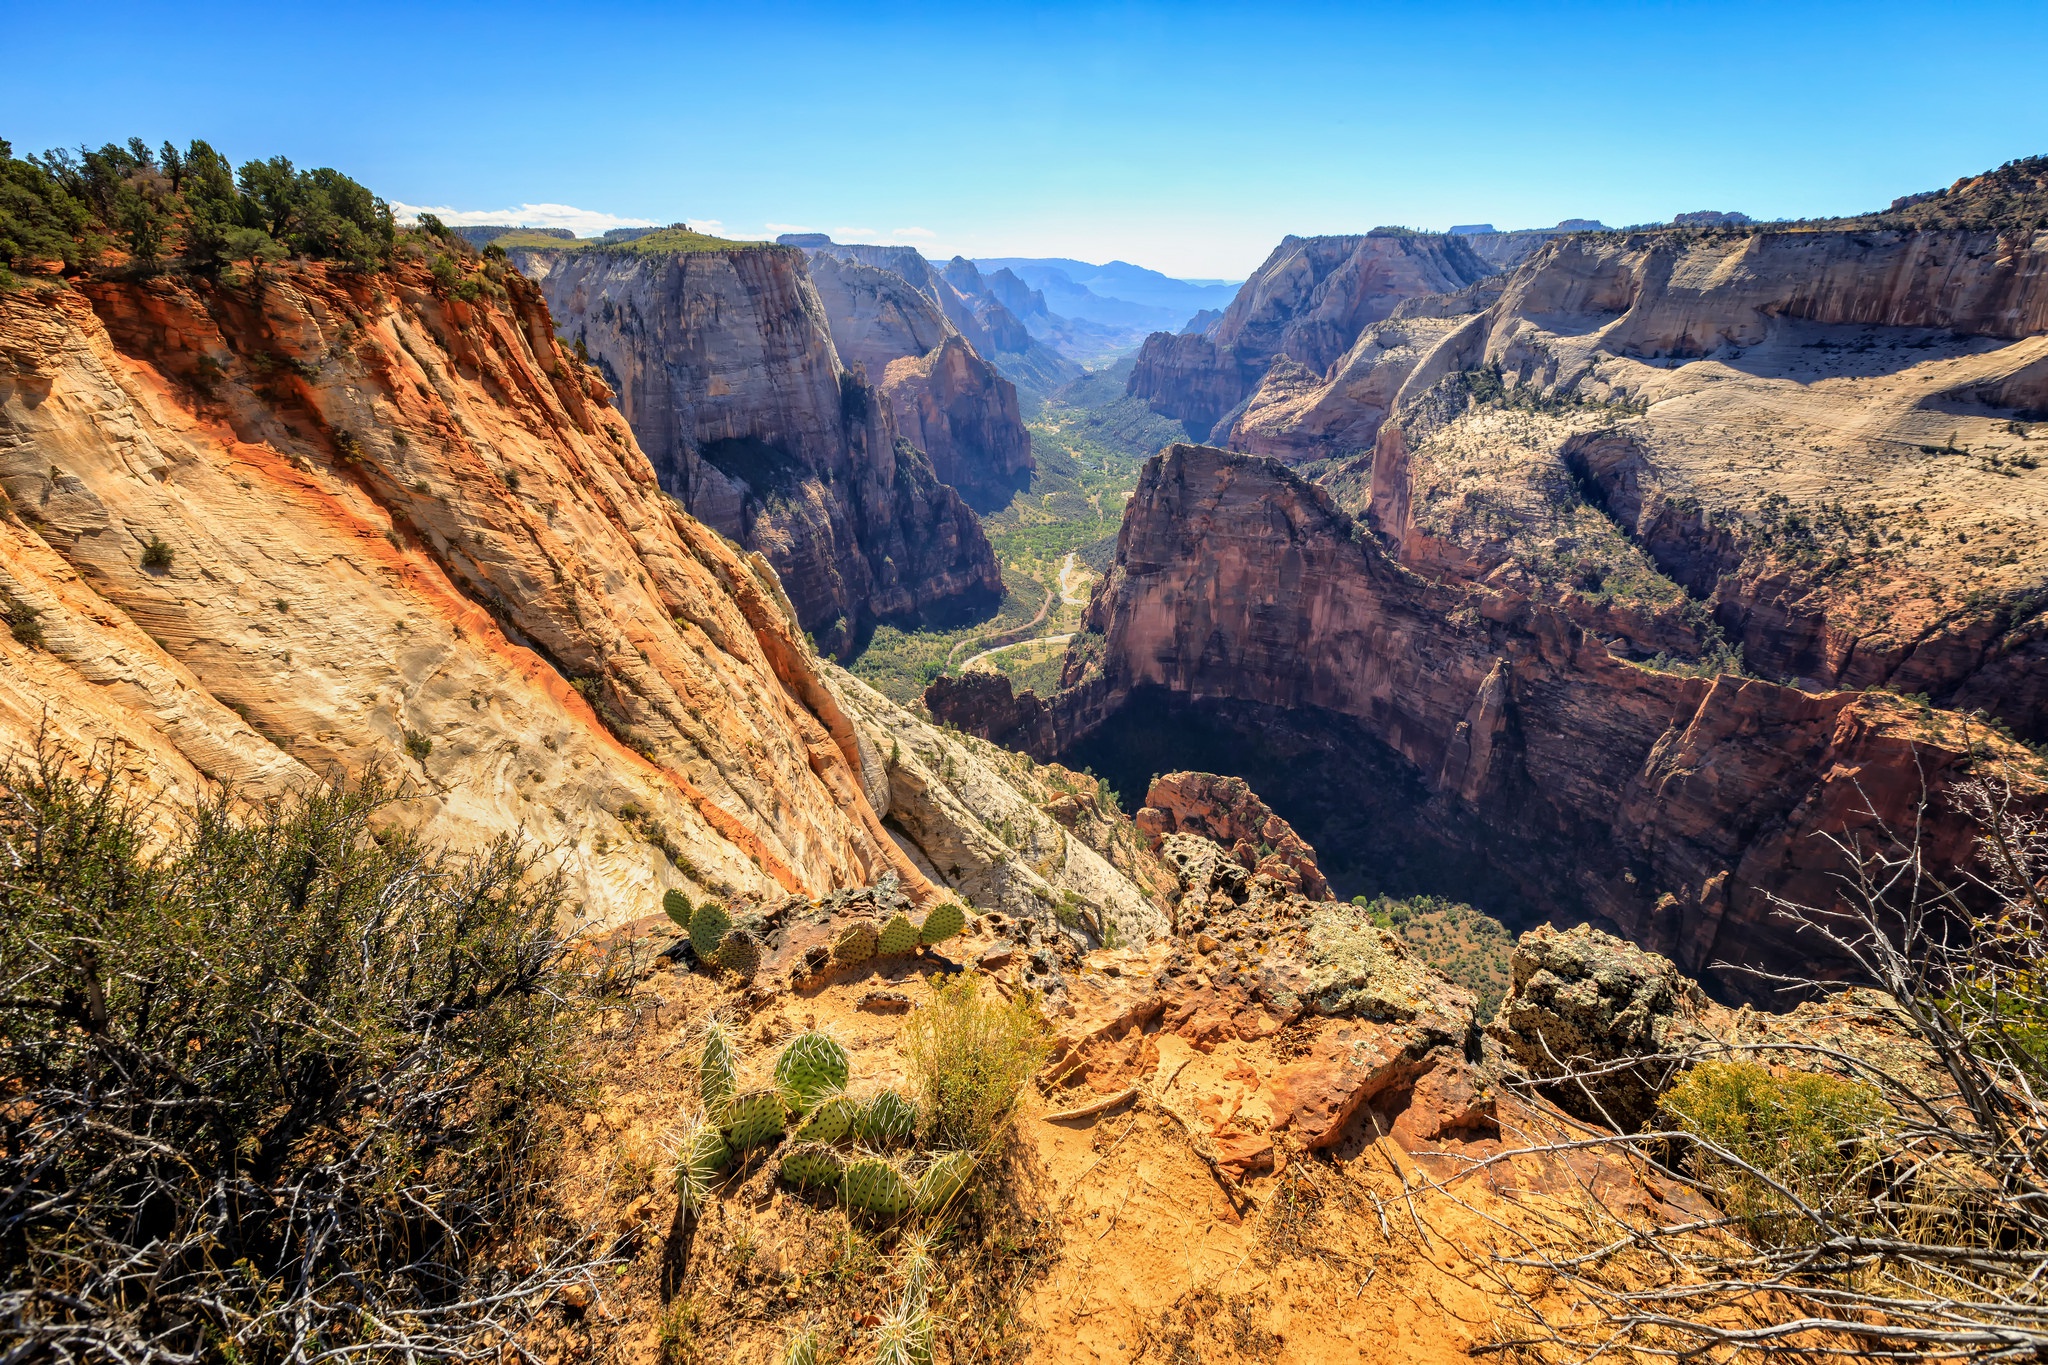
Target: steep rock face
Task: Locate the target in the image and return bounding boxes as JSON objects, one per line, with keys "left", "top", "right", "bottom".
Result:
{"left": 1362, "top": 227, "right": 2048, "bottom": 736}
{"left": 0, "top": 261, "right": 947, "bottom": 926}
{"left": 932, "top": 444, "right": 2025, "bottom": 989}
{"left": 804, "top": 253, "right": 1033, "bottom": 510}
{"left": 1126, "top": 233, "right": 1495, "bottom": 439}
{"left": 803, "top": 242, "right": 1080, "bottom": 399}
{"left": 514, "top": 245, "right": 1000, "bottom": 652}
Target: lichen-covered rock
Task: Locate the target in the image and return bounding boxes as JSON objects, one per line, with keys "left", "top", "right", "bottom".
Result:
{"left": 1486, "top": 922, "right": 1707, "bottom": 1128}
{"left": 1305, "top": 907, "right": 1473, "bottom": 1024}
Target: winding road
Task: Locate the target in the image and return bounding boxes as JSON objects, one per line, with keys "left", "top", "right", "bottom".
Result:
{"left": 955, "top": 553, "right": 1092, "bottom": 673}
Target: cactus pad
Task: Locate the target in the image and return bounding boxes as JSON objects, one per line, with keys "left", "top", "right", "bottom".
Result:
{"left": 688, "top": 902, "right": 732, "bottom": 961}
{"left": 716, "top": 927, "right": 762, "bottom": 978}
{"left": 793, "top": 1093, "right": 858, "bottom": 1145}
{"left": 720, "top": 1087, "right": 786, "bottom": 1149}
{"left": 774, "top": 1031, "right": 849, "bottom": 1110}
{"left": 777, "top": 1141, "right": 845, "bottom": 1192}
{"left": 673, "top": 1120, "right": 730, "bottom": 1210}
{"left": 877, "top": 912, "right": 919, "bottom": 956}
{"left": 915, "top": 1150, "right": 976, "bottom": 1212}
{"left": 917, "top": 901, "right": 966, "bottom": 945}
{"left": 663, "top": 888, "right": 692, "bottom": 930}
{"left": 840, "top": 1155, "right": 914, "bottom": 1220}
{"left": 856, "top": 1089, "right": 919, "bottom": 1146}
{"left": 832, "top": 920, "right": 878, "bottom": 965}
{"left": 697, "top": 1018, "right": 738, "bottom": 1114}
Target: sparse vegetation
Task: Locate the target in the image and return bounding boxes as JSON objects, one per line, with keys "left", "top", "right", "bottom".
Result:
{"left": 900, "top": 973, "right": 1050, "bottom": 1150}
{"left": 138, "top": 535, "right": 173, "bottom": 570}
{"left": 0, "top": 741, "right": 591, "bottom": 1362}
{"left": 1354, "top": 892, "right": 1514, "bottom": 1016}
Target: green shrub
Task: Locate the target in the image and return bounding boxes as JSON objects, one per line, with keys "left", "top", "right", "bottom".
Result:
{"left": 403, "top": 728, "right": 432, "bottom": 763}
{"left": 1659, "top": 1060, "right": 1887, "bottom": 1247}
{"left": 0, "top": 742, "right": 583, "bottom": 1359}
{"left": 900, "top": 973, "right": 1049, "bottom": 1150}
{"left": 139, "top": 535, "right": 173, "bottom": 570}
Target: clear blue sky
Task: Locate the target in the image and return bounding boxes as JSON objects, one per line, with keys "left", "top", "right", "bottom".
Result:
{"left": 8, "top": 0, "right": 2045, "bottom": 279}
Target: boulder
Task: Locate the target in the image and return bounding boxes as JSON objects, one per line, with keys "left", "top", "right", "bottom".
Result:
{"left": 1486, "top": 923, "right": 1707, "bottom": 1128}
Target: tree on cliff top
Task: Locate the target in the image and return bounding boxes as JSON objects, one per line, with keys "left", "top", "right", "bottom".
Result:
{"left": 1, "top": 135, "right": 397, "bottom": 279}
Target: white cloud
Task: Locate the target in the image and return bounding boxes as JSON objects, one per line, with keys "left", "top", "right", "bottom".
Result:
{"left": 764, "top": 221, "right": 820, "bottom": 236}
{"left": 390, "top": 201, "right": 657, "bottom": 236}
{"left": 890, "top": 226, "right": 936, "bottom": 239}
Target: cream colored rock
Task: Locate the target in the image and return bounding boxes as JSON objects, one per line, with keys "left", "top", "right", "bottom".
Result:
{"left": 0, "top": 261, "right": 937, "bottom": 926}
{"left": 822, "top": 664, "right": 1168, "bottom": 947}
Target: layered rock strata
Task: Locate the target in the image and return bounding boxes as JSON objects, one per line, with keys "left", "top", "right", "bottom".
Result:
{"left": 805, "top": 252, "right": 1033, "bottom": 510}
{"left": 513, "top": 244, "right": 1001, "bottom": 652}
{"left": 0, "top": 259, "right": 951, "bottom": 924}
{"left": 930, "top": 443, "right": 2032, "bottom": 988}
{"left": 1126, "top": 232, "right": 1495, "bottom": 439}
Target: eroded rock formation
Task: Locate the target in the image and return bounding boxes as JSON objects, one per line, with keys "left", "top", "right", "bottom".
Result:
{"left": 0, "top": 259, "right": 948, "bottom": 924}
{"left": 804, "top": 253, "right": 1033, "bottom": 510}
{"left": 513, "top": 244, "right": 1001, "bottom": 652}
{"left": 930, "top": 443, "right": 2032, "bottom": 990}
{"left": 1126, "top": 232, "right": 1495, "bottom": 439}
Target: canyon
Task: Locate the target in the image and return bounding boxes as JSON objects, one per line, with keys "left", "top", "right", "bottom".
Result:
{"left": 933, "top": 191, "right": 2048, "bottom": 993}
{"left": 511, "top": 241, "right": 1003, "bottom": 655}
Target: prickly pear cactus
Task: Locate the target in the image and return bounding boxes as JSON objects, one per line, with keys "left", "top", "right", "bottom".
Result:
{"left": 777, "top": 1141, "right": 845, "bottom": 1192}
{"left": 877, "top": 912, "right": 919, "bottom": 957}
{"left": 720, "top": 1087, "right": 787, "bottom": 1149}
{"left": 856, "top": 1089, "right": 919, "bottom": 1146}
{"left": 673, "top": 1118, "right": 730, "bottom": 1210}
{"left": 915, "top": 1150, "right": 975, "bottom": 1212}
{"left": 833, "top": 920, "right": 878, "bottom": 965}
{"left": 840, "top": 1155, "right": 914, "bottom": 1220}
{"left": 697, "top": 1018, "right": 739, "bottom": 1115}
{"left": 689, "top": 902, "right": 732, "bottom": 961}
{"left": 917, "top": 901, "right": 966, "bottom": 945}
{"left": 716, "top": 927, "right": 762, "bottom": 978}
{"left": 663, "top": 888, "right": 693, "bottom": 930}
{"left": 774, "top": 1031, "right": 849, "bottom": 1110}
{"left": 793, "top": 1093, "right": 858, "bottom": 1145}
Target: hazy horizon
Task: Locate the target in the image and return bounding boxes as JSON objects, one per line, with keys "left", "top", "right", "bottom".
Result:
{"left": 9, "top": 0, "right": 2048, "bottom": 279}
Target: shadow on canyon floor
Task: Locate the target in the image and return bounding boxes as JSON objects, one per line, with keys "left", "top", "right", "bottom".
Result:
{"left": 1059, "top": 689, "right": 1557, "bottom": 919}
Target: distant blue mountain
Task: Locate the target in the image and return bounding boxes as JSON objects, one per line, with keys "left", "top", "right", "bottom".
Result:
{"left": 972, "top": 258, "right": 1242, "bottom": 335}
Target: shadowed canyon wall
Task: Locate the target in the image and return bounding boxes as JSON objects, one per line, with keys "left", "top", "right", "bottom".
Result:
{"left": 931, "top": 444, "right": 2028, "bottom": 993}
{"left": 514, "top": 245, "right": 1001, "bottom": 653}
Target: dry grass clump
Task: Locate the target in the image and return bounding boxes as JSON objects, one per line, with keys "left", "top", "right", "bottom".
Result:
{"left": 901, "top": 973, "right": 1050, "bottom": 1151}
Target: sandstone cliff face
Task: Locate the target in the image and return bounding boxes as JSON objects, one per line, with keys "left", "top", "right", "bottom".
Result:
{"left": 1377, "top": 228, "right": 2048, "bottom": 736}
{"left": 932, "top": 444, "right": 2024, "bottom": 989}
{"left": 513, "top": 245, "right": 1001, "bottom": 652}
{"left": 804, "top": 243, "right": 1080, "bottom": 399}
{"left": 1126, "top": 233, "right": 1495, "bottom": 439}
{"left": 805, "top": 253, "right": 1034, "bottom": 510}
{"left": 0, "top": 260, "right": 946, "bottom": 926}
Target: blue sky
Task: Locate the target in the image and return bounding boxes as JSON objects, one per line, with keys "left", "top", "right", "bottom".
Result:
{"left": 8, "top": 0, "right": 2045, "bottom": 279}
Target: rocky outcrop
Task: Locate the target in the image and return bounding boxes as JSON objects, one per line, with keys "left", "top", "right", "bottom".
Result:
{"left": 805, "top": 253, "right": 1033, "bottom": 510}
{"left": 824, "top": 665, "right": 1170, "bottom": 951}
{"left": 512, "top": 244, "right": 1000, "bottom": 653}
{"left": 1126, "top": 232, "right": 1495, "bottom": 439}
{"left": 1134, "top": 770, "right": 1331, "bottom": 898}
{"left": 1486, "top": 923, "right": 1708, "bottom": 1127}
{"left": 0, "top": 257, "right": 947, "bottom": 927}
{"left": 931, "top": 443, "right": 2034, "bottom": 992}
{"left": 803, "top": 242, "right": 1081, "bottom": 400}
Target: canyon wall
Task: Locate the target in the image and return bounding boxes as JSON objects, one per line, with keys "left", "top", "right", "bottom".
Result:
{"left": 0, "top": 259, "right": 939, "bottom": 925}
{"left": 804, "top": 252, "right": 1034, "bottom": 510}
{"left": 931, "top": 444, "right": 2027, "bottom": 988}
{"left": 1125, "top": 232, "right": 1495, "bottom": 439}
{"left": 514, "top": 245, "right": 1001, "bottom": 653}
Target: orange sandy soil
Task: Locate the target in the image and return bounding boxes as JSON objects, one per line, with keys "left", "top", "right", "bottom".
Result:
{"left": 520, "top": 912, "right": 1663, "bottom": 1365}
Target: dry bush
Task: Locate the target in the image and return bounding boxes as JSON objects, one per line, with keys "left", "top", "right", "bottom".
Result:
{"left": 0, "top": 736, "right": 603, "bottom": 1363}
{"left": 900, "top": 973, "right": 1049, "bottom": 1151}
